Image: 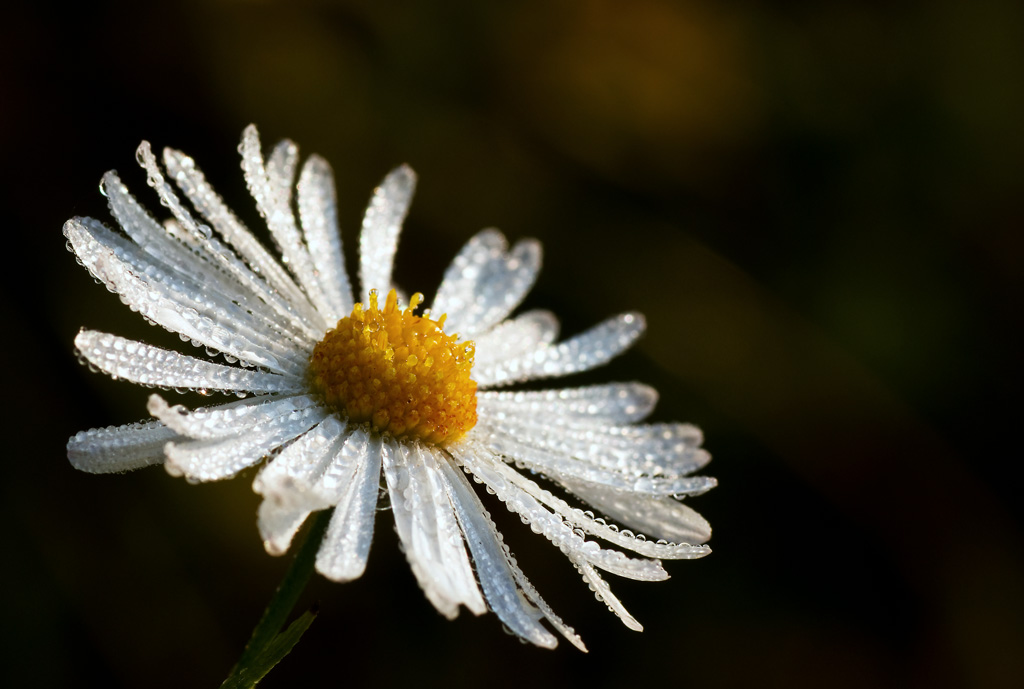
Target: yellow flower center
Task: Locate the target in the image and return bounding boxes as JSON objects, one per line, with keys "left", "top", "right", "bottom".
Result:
{"left": 309, "top": 289, "right": 477, "bottom": 445}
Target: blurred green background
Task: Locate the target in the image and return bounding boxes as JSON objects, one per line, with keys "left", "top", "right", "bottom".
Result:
{"left": 2, "top": 1, "right": 1022, "bottom": 687}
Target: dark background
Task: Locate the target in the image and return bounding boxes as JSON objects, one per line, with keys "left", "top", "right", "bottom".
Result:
{"left": 3, "top": 1, "right": 1022, "bottom": 687}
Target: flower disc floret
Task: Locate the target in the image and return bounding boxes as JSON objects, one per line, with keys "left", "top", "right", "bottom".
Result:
{"left": 309, "top": 289, "right": 477, "bottom": 445}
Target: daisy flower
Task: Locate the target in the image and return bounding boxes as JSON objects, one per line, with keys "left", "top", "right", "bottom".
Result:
{"left": 66, "top": 125, "right": 714, "bottom": 650}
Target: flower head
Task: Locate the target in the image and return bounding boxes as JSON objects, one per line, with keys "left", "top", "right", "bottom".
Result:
{"left": 66, "top": 125, "right": 715, "bottom": 650}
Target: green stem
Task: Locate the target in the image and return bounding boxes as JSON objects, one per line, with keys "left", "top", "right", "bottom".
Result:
{"left": 220, "top": 509, "right": 332, "bottom": 689}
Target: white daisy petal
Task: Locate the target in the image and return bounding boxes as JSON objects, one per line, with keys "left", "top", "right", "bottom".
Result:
{"left": 576, "top": 560, "right": 643, "bottom": 632}
{"left": 477, "top": 382, "right": 659, "bottom": 426}
{"left": 315, "top": 430, "right": 384, "bottom": 582}
{"left": 451, "top": 444, "right": 668, "bottom": 581}
{"left": 435, "top": 457, "right": 560, "bottom": 648}
{"left": 473, "top": 312, "right": 646, "bottom": 387}
{"left": 383, "top": 439, "right": 458, "bottom": 617}
{"left": 266, "top": 138, "right": 299, "bottom": 207}
{"left": 128, "top": 150, "right": 323, "bottom": 349}
{"left": 103, "top": 170, "right": 211, "bottom": 283}
{"left": 432, "top": 229, "right": 504, "bottom": 317}
{"left": 501, "top": 550, "right": 588, "bottom": 653}
{"left": 359, "top": 165, "right": 416, "bottom": 301}
{"left": 67, "top": 420, "right": 180, "bottom": 474}
{"left": 255, "top": 420, "right": 377, "bottom": 558}
{"left": 148, "top": 393, "right": 319, "bottom": 442}
{"left": 135, "top": 141, "right": 232, "bottom": 256}
{"left": 558, "top": 478, "right": 713, "bottom": 546}
{"left": 64, "top": 217, "right": 310, "bottom": 375}
{"left": 479, "top": 416, "right": 710, "bottom": 478}
{"left": 104, "top": 171, "right": 264, "bottom": 328}
{"left": 418, "top": 446, "right": 488, "bottom": 615}
{"left": 458, "top": 440, "right": 708, "bottom": 556}
{"left": 257, "top": 500, "right": 312, "bottom": 556}
{"left": 459, "top": 236, "right": 540, "bottom": 335}
{"left": 239, "top": 125, "right": 333, "bottom": 325}
{"left": 141, "top": 142, "right": 305, "bottom": 347}
{"left": 432, "top": 229, "right": 504, "bottom": 319}
{"left": 165, "top": 404, "right": 329, "bottom": 482}
{"left": 382, "top": 439, "right": 484, "bottom": 618}
{"left": 252, "top": 415, "right": 349, "bottom": 509}
{"left": 298, "top": 154, "right": 355, "bottom": 321}
{"left": 162, "top": 147, "right": 321, "bottom": 328}
{"left": 472, "top": 310, "right": 560, "bottom": 368}
{"left": 474, "top": 425, "right": 717, "bottom": 497}
{"left": 75, "top": 330, "right": 304, "bottom": 395}
{"left": 312, "top": 428, "right": 371, "bottom": 504}
{"left": 432, "top": 229, "right": 542, "bottom": 338}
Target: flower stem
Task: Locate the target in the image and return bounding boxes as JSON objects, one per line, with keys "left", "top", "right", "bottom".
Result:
{"left": 220, "top": 509, "right": 332, "bottom": 689}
